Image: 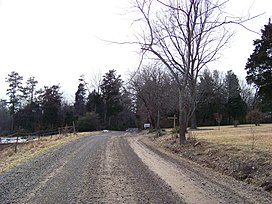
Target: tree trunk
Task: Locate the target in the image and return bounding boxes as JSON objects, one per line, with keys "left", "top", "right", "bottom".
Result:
{"left": 190, "top": 110, "right": 197, "bottom": 129}
{"left": 190, "top": 78, "right": 197, "bottom": 130}
{"left": 179, "top": 113, "right": 187, "bottom": 144}
{"left": 156, "top": 109, "right": 160, "bottom": 130}
{"left": 103, "top": 101, "right": 107, "bottom": 127}
{"left": 179, "top": 90, "right": 187, "bottom": 144}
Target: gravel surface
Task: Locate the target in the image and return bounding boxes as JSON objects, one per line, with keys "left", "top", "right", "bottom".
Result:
{"left": 0, "top": 133, "right": 183, "bottom": 203}
{"left": 1, "top": 132, "right": 271, "bottom": 203}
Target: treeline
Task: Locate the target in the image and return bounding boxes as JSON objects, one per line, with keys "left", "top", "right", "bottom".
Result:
{"left": 1, "top": 66, "right": 271, "bottom": 136}
{"left": 0, "top": 70, "right": 135, "bottom": 135}
{"left": 129, "top": 64, "right": 272, "bottom": 129}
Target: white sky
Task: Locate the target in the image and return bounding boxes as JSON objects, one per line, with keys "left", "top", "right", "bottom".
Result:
{"left": 0, "top": 0, "right": 271, "bottom": 101}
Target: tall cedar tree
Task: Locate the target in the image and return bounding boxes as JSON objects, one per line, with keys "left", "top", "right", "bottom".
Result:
{"left": 100, "top": 70, "right": 123, "bottom": 128}
{"left": 74, "top": 82, "right": 86, "bottom": 117}
{"left": 5, "top": 71, "right": 23, "bottom": 131}
{"left": 224, "top": 70, "right": 247, "bottom": 122}
{"left": 245, "top": 19, "right": 272, "bottom": 100}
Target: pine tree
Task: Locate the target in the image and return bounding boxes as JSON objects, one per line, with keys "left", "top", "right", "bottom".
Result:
{"left": 39, "top": 85, "right": 62, "bottom": 129}
{"left": 224, "top": 70, "right": 247, "bottom": 123}
{"left": 100, "top": 70, "right": 123, "bottom": 128}
{"left": 5, "top": 71, "right": 23, "bottom": 131}
{"left": 74, "top": 82, "right": 86, "bottom": 117}
{"left": 245, "top": 19, "right": 272, "bottom": 100}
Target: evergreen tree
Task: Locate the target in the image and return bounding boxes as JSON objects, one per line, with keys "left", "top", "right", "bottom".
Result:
{"left": 86, "top": 90, "right": 104, "bottom": 119}
{"left": 245, "top": 19, "right": 272, "bottom": 100}
{"left": 197, "top": 69, "right": 227, "bottom": 125}
{"left": 224, "top": 70, "right": 247, "bottom": 122}
{"left": 100, "top": 70, "right": 123, "bottom": 128}
{"left": 39, "top": 85, "right": 62, "bottom": 129}
{"left": 5, "top": 71, "right": 23, "bottom": 131}
{"left": 0, "top": 100, "right": 11, "bottom": 134}
{"left": 76, "top": 112, "right": 100, "bottom": 132}
{"left": 15, "top": 76, "right": 40, "bottom": 132}
{"left": 24, "top": 76, "right": 38, "bottom": 105}
{"left": 197, "top": 69, "right": 217, "bottom": 125}
{"left": 74, "top": 82, "right": 86, "bottom": 117}
{"left": 110, "top": 89, "right": 136, "bottom": 130}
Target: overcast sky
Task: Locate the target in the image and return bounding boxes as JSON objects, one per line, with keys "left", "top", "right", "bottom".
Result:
{"left": 0, "top": 0, "right": 271, "bottom": 101}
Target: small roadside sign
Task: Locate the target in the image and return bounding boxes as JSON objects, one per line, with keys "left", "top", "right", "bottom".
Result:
{"left": 144, "top": 123, "right": 151, "bottom": 129}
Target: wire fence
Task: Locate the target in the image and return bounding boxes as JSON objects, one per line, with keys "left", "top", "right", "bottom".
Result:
{"left": 0, "top": 124, "right": 76, "bottom": 152}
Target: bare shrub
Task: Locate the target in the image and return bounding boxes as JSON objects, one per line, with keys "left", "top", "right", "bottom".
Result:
{"left": 214, "top": 113, "right": 222, "bottom": 130}
{"left": 246, "top": 110, "right": 264, "bottom": 126}
{"left": 233, "top": 120, "right": 239, "bottom": 127}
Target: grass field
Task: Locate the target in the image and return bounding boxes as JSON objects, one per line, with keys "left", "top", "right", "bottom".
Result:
{"left": 0, "top": 132, "right": 99, "bottom": 173}
{"left": 191, "top": 124, "right": 272, "bottom": 153}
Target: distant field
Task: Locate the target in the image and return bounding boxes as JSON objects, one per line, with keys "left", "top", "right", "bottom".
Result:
{"left": 192, "top": 124, "right": 272, "bottom": 153}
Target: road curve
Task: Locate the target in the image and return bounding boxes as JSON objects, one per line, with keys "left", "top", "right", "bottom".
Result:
{"left": 0, "top": 132, "right": 183, "bottom": 203}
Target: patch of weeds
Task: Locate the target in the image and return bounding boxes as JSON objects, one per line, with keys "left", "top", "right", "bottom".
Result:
{"left": 152, "top": 129, "right": 166, "bottom": 138}
{"left": 171, "top": 127, "right": 179, "bottom": 138}
{"left": 231, "top": 158, "right": 258, "bottom": 181}
{"left": 187, "top": 131, "right": 197, "bottom": 143}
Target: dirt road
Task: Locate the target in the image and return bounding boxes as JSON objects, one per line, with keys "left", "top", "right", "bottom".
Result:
{"left": 0, "top": 132, "right": 271, "bottom": 203}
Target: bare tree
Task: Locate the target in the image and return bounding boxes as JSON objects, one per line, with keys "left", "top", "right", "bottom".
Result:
{"left": 89, "top": 71, "right": 103, "bottom": 94}
{"left": 130, "top": 0, "right": 257, "bottom": 144}
{"left": 129, "top": 63, "right": 178, "bottom": 129}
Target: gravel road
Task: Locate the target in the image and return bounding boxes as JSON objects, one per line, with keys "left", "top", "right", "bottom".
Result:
{"left": 0, "top": 132, "right": 271, "bottom": 203}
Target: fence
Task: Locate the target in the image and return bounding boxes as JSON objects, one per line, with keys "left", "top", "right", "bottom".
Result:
{"left": 0, "top": 123, "right": 76, "bottom": 153}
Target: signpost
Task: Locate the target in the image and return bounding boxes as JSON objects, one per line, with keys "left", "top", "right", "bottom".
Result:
{"left": 168, "top": 114, "right": 177, "bottom": 128}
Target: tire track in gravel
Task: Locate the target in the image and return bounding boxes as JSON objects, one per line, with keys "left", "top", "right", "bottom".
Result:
{"left": 83, "top": 135, "right": 184, "bottom": 203}
{"left": 94, "top": 136, "right": 137, "bottom": 203}
{"left": 128, "top": 135, "right": 272, "bottom": 204}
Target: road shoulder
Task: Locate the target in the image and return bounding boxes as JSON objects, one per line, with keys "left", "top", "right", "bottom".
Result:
{"left": 127, "top": 134, "right": 272, "bottom": 204}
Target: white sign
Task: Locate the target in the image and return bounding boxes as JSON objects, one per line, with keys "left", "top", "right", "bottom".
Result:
{"left": 144, "top": 123, "right": 151, "bottom": 128}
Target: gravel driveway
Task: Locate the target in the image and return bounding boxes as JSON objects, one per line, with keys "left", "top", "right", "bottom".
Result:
{"left": 0, "top": 132, "right": 182, "bottom": 203}
{"left": 0, "top": 132, "right": 271, "bottom": 203}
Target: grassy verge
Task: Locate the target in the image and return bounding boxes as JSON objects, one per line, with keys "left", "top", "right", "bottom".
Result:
{"left": 0, "top": 132, "right": 99, "bottom": 174}
{"left": 151, "top": 124, "right": 272, "bottom": 192}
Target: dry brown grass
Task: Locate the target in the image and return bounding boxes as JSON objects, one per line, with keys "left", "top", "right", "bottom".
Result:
{"left": 192, "top": 124, "right": 272, "bottom": 153}
{"left": 0, "top": 132, "right": 99, "bottom": 173}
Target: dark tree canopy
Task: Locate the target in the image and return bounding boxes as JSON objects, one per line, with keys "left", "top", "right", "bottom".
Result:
{"left": 6, "top": 71, "right": 23, "bottom": 115}
{"left": 224, "top": 71, "right": 247, "bottom": 122}
{"left": 100, "top": 69, "right": 123, "bottom": 128}
{"left": 197, "top": 69, "right": 226, "bottom": 125}
{"left": 39, "top": 85, "right": 63, "bottom": 129}
{"left": 86, "top": 90, "right": 104, "bottom": 119}
{"left": 245, "top": 19, "right": 272, "bottom": 100}
{"left": 74, "top": 82, "right": 87, "bottom": 117}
